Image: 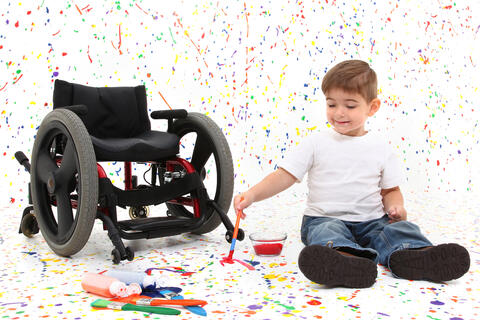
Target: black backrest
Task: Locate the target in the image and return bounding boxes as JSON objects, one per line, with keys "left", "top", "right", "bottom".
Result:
{"left": 53, "top": 79, "right": 151, "bottom": 138}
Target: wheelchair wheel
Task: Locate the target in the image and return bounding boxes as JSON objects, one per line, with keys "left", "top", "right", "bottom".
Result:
{"left": 167, "top": 112, "right": 234, "bottom": 234}
{"left": 30, "top": 109, "right": 98, "bottom": 257}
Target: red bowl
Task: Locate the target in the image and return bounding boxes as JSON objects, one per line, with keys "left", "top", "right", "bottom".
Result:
{"left": 249, "top": 232, "right": 287, "bottom": 256}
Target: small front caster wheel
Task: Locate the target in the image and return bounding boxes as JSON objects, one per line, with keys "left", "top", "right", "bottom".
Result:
{"left": 225, "top": 228, "right": 245, "bottom": 243}
{"left": 237, "top": 228, "right": 245, "bottom": 241}
{"left": 225, "top": 230, "right": 233, "bottom": 243}
{"left": 111, "top": 248, "right": 121, "bottom": 264}
{"left": 128, "top": 206, "right": 150, "bottom": 219}
{"left": 20, "top": 210, "right": 39, "bottom": 238}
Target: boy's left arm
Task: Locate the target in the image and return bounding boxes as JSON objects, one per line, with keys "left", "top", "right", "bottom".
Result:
{"left": 381, "top": 186, "right": 407, "bottom": 223}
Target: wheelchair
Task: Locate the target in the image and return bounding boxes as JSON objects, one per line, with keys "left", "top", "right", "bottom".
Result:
{"left": 16, "top": 79, "right": 244, "bottom": 263}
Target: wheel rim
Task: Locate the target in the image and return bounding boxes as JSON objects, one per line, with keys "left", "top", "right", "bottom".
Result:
{"left": 182, "top": 129, "right": 220, "bottom": 199}
{"left": 169, "top": 127, "right": 221, "bottom": 216}
{"left": 163, "top": 113, "right": 233, "bottom": 234}
{"left": 32, "top": 124, "right": 80, "bottom": 244}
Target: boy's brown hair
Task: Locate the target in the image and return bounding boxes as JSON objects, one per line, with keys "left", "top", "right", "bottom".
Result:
{"left": 321, "top": 60, "right": 377, "bottom": 102}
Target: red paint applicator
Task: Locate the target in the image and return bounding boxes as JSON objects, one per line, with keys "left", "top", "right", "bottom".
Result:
{"left": 220, "top": 199, "right": 254, "bottom": 270}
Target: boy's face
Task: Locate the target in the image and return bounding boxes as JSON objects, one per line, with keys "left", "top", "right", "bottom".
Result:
{"left": 325, "top": 88, "right": 380, "bottom": 137}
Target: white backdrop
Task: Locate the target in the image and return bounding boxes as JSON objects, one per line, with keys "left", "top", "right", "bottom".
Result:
{"left": 1, "top": 0, "right": 479, "bottom": 208}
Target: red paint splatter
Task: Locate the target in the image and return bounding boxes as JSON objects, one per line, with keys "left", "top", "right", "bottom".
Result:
{"left": 181, "top": 272, "right": 195, "bottom": 276}
{"left": 232, "top": 106, "right": 238, "bottom": 123}
{"left": 87, "top": 45, "right": 92, "bottom": 63}
{"left": 118, "top": 24, "right": 122, "bottom": 54}
{"left": 307, "top": 299, "right": 321, "bottom": 306}
{"left": 219, "top": 257, "right": 255, "bottom": 270}
{"left": 136, "top": 3, "right": 148, "bottom": 14}
{"left": 15, "top": 21, "right": 19, "bottom": 28}
{"left": 220, "top": 256, "right": 234, "bottom": 265}
{"left": 10, "top": 198, "right": 15, "bottom": 204}
{"left": 13, "top": 74, "right": 23, "bottom": 84}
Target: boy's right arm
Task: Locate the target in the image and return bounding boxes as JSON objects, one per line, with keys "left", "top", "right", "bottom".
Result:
{"left": 234, "top": 168, "right": 297, "bottom": 218}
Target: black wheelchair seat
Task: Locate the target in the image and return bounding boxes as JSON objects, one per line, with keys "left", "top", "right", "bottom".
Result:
{"left": 53, "top": 79, "right": 180, "bottom": 161}
{"left": 91, "top": 131, "right": 179, "bottom": 162}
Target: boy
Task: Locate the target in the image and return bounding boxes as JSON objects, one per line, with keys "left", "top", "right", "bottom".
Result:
{"left": 234, "top": 60, "right": 470, "bottom": 288}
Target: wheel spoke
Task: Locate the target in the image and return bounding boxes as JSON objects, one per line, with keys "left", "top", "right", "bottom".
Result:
{"left": 191, "top": 132, "right": 213, "bottom": 173}
{"left": 57, "top": 138, "right": 78, "bottom": 191}
{"left": 36, "top": 152, "right": 59, "bottom": 184}
{"left": 56, "top": 190, "right": 74, "bottom": 237}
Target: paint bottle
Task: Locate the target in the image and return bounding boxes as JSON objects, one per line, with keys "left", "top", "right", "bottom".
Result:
{"left": 105, "top": 270, "right": 159, "bottom": 289}
{"left": 126, "top": 282, "right": 142, "bottom": 296}
{"left": 81, "top": 272, "right": 129, "bottom": 298}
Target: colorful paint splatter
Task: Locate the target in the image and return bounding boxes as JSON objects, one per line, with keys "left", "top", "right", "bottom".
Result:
{"left": 1, "top": 1, "right": 479, "bottom": 319}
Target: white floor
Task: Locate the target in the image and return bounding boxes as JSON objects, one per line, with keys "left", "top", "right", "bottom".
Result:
{"left": 0, "top": 187, "right": 478, "bottom": 320}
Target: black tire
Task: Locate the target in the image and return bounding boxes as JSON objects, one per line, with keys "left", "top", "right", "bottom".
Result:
{"left": 111, "top": 248, "right": 121, "bottom": 264}
{"left": 167, "top": 112, "right": 233, "bottom": 234}
{"left": 20, "top": 211, "right": 39, "bottom": 238}
{"left": 237, "top": 228, "right": 245, "bottom": 241}
{"left": 225, "top": 230, "right": 233, "bottom": 243}
{"left": 30, "top": 109, "right": 98, "bottom": 257}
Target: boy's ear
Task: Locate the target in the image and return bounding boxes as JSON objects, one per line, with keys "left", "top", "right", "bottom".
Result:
{"left": 368, "top": 98, "right": 381, "bottom": 116}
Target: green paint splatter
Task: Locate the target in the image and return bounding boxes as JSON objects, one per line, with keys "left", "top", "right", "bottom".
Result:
{"left": 169, "top": 27, "right": 176, "bottom": 44}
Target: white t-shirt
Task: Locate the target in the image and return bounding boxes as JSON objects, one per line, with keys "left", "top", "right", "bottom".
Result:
{"left": 279, "top": 129, "right": 405, "bottom": 222}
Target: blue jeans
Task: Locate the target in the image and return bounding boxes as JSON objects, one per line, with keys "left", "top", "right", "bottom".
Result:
{"left": 300, "top": 215, "right": 432, "bottom": 270}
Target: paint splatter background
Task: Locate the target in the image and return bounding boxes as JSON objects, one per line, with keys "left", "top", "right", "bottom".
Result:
{"left": 1, "top": 1, "right": 479, "bottom": 319}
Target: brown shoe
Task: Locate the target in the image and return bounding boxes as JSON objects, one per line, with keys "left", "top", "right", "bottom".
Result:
{"left": 298, "top": 245, "right": 377, "bottom": 288}
{"left": 389, "top": 243, "right": 470, "bottom": 282}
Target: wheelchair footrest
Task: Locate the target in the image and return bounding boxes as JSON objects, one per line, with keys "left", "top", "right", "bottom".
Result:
{"left": 117, "top": 216, "right": 195, "bottom": 232}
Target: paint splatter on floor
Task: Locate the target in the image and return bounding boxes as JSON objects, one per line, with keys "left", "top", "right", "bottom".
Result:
{"left": 0, "top": 1, "right": 479, "bottom": 319}
{"left": 0, "top": 189, "right": 478, "bottom": 319}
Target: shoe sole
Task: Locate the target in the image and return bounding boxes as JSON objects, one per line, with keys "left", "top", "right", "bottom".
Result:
{"left": 389, "top": 243, "right": 470, "bottom": 282}
{"left": 298, "top": 245, "right": 377, "bottom": 288}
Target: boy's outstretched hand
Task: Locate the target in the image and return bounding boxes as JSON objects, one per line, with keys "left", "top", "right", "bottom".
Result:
{"left": 233, "top": 193, "right": 253, "bottom": 219}
{"left": 387, "top": 205, "right": 407, "bottom": 223}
